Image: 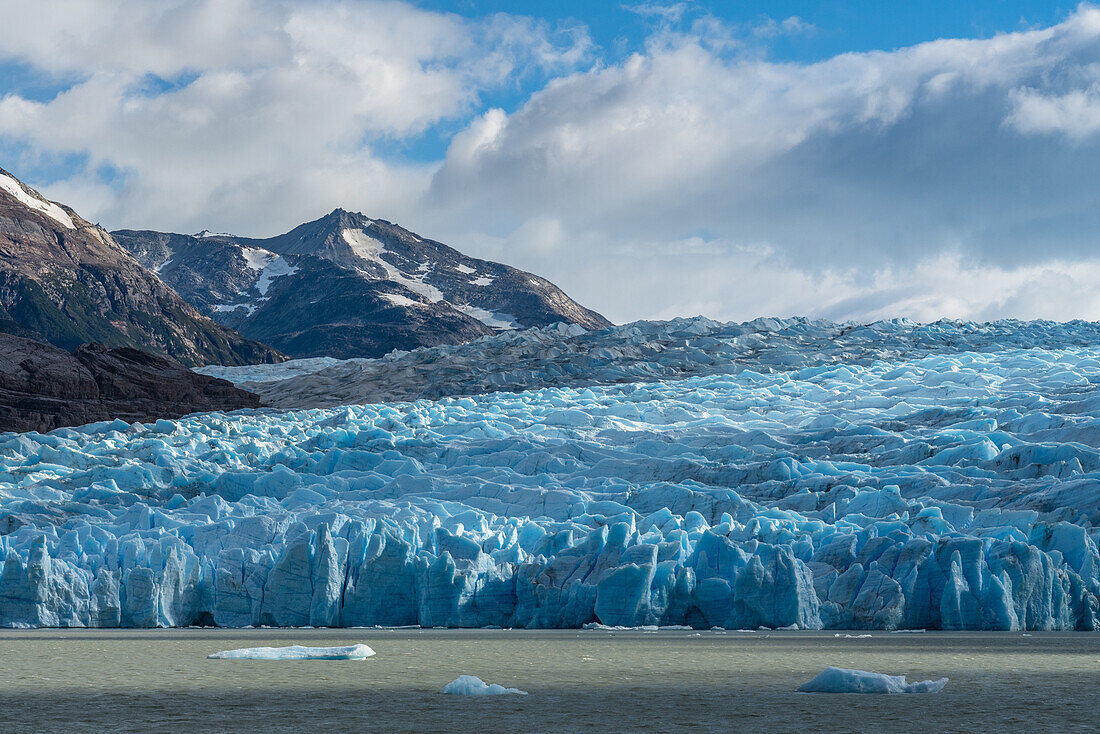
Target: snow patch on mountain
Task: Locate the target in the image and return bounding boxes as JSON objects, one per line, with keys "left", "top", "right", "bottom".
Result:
{"left": 382, "top": 293, "right": 422, "bottom": 308}
{"left": 342, "top": 228, "right": 444, "bottom": 303}
{"left": 341, "top": 228, "right": 519, "bottom": 330}
{"left": 0, "top": 172, "right": 74, "bottom": 229}
{"left": 255, "top": 256, "right": 298, "bottom": 296}
{"left": 241, "top": 247, "right": 276, "bottom": 272}
{"left": 454, "top": 304, "right": 519, "bottom": 330}
{"left": 212, "top": 303, "right": 258, "bottom": 315}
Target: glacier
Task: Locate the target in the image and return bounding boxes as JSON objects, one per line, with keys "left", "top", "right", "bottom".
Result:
{"left": 199, "top": 316, "right": 1100, "bottom": 409}
{"left": 2, "top": 318, "right": 1100, "bottom": 630}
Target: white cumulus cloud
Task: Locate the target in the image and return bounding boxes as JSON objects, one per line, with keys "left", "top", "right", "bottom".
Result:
{"left": 421, "top": 4, "right": 1100, "bottom": 322}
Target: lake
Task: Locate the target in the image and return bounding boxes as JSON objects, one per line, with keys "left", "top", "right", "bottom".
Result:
{"left": 0, "top": 629, "right": 1096, "bottom": 733}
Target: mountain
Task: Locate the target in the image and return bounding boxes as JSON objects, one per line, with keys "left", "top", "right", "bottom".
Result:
{"left": 0, "top": 331, "right": 260, "bottom": 433}
{"left": 0, "top": 168, "right": 282, "bottom": 367}
{"left": 113, "top": 209, "right": 611, "bottom": 359}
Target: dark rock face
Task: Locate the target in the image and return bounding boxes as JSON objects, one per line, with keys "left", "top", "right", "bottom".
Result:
{"left": 0, "top": 167, "right": 283, "bottom": 367}
{"left": 0, "top": 332, "right": 260, "bottom": 433}
{"left": 114, "top": 210, "right": 612, "bottom": 359}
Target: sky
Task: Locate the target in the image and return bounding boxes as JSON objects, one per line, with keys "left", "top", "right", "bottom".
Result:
{"left": 1, "top": 1, "right": 1099, "bottom": 325}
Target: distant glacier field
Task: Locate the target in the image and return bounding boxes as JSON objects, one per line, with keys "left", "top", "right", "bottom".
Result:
{"left": 2, "top": 318, "right": 1100, "bottom": 629}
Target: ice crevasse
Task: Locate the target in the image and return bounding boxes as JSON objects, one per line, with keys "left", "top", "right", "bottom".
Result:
{"left": 1, "top": 322, "right": 1099, "bottom": 630}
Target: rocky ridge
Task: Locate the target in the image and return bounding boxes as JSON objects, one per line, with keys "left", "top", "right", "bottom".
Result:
{"left": 0, "top": 332, "right": 260, "bottom": 433}
{"left": 0, "top": 167, "right": 283, "bottom": 367}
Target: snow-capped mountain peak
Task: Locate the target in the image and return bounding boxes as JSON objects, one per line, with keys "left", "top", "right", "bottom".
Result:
{"left": 0, "top": 166, "right": 282, "bottom": 366}
{"left": 113, "top": 210, "right": 611, "bottom": 359}
{"left": 0, "top": 169, "right": 74, "bottom": 229}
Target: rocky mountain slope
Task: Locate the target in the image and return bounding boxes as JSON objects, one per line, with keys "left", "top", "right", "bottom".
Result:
{"left": 0, "top": 168, "right": 282, "bottom": 367}
{"left": 114, "top": 210, "right": 611, "bottom": 359}
{"left": 0, "top": 332, "right": 260, "bottom": 432}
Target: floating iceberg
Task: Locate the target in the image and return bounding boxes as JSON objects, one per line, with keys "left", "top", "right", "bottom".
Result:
{"left": 207, "top": 644, "right": 375, "bottom": 660}
{"left": 798, "top": 667, "right": 948, "bottom": 694}
{"left": 442, "top": 675, "right": 528, "bottom": 696}
{"left": 1, "top": 318, "right": 1099, "bottom": 630}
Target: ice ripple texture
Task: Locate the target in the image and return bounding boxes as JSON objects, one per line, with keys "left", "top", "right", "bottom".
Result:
{"left": 3, "top": 325, "right": 1100, "bottom": 630}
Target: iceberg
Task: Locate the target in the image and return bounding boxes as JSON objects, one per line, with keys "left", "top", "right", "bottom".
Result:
{"left": 207, "top": 644, "right": 375, "bottom": 660}
{"left": 798, "top": 667, "right": 948, "bottom": 694}
{"left": 442, "top": 675, "right": 528, "bottom": 696}
{"left": 1, "top": 318, "right": 1099, "bottom": 630}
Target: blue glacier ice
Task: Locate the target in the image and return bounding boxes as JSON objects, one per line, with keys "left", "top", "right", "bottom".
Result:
{"left": 798, "top": 667, "right": 948, "bottom": 694}
{"left": 207, "top": 644, "right": 375, "bottom": 660}
{"left": 2, "top": 318, "right": 1100, "bottom": 630}
{"left": 201, "top": 317, "right": 1100, "bottom": 409}
{"left": 441, "top": 675, "right": 528, "bottom": 696}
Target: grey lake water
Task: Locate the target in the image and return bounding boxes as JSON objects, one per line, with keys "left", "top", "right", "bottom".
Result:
{"left": 0, "top": 629, "right": 1097, "bottom": 733}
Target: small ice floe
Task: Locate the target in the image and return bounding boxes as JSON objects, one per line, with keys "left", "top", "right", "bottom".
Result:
{"left": 798, "top": 667, "right": 947, "bottom": 694}
{"left": 441, "top": 675, "right": 528, "bottom": 696}
{"left": 834, "top": 633, "right": 873, "bottom": 639}
{"left": 207, "top": 644, "right": 376, "bottom": 660}
{"left": 581, "top": 623, "right": 659, "bottom": 631}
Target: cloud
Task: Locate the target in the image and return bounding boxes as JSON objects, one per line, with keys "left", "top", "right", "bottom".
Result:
{"left": 3, "top": 2, "right": 1100, "bottom": 325}
{"left": 1007, "top": 87, "right": 1100, "bottom": 140}
{"left": 0, "top": 0, "right": 589, "bottom": 232}
{"left": 421, "top": 4, "right": 1100, "bottom": 321}
{"left": 752, "top": 16, "right": 815, "bottom": 39}
{"left": 622, "top": 3, "right": 690, "bottom": 23}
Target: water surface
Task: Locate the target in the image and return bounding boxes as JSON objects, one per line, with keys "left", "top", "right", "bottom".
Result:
{"left": 1, "top": 629, "right": 1096, "bottom": 733}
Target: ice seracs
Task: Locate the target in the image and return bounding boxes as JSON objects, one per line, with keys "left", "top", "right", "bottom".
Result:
{"left": 2, "top": 319, "right": 1100, "bottom": 630}
{"left": 798, "top": 667, "right": 948, "bottom": 694}
{"left": 442, "top": 675, "right": 527, "bottom": 696}
{"left": 208, "top": 644, "right": 376, "bottom": 660}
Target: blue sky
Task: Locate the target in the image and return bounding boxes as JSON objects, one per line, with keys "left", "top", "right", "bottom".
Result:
{"left": 1, "top": 1, "right": 1099, "bottom": 323}
{"left": 427, "top": 1, "right": 1074, "bottom": 60}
